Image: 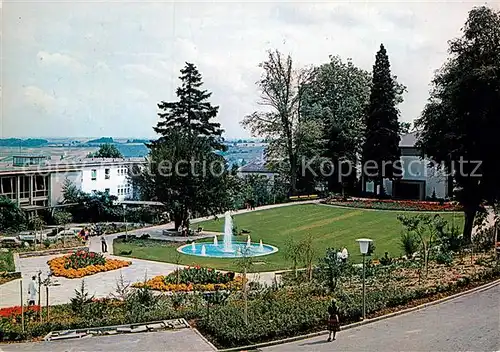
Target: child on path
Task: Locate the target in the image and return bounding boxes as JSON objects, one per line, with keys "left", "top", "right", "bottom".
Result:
{"left": 327, "top": 300, "right": 340, "bottom": 342}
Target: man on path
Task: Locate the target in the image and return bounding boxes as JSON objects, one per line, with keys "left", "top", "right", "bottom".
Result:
{"left": 101, "top": 235, "right": 108, "bottom": 253}
{"left": 27, "top": 276, "right": 37, "bottom": 306}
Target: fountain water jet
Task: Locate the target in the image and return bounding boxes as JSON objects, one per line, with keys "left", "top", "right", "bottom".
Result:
{"left": 223, "top": 212, "right": 234, "bottom": 252}
{"left": 246, "top": 235, "right": 251, "bottom": 248}
{"left": 213, "top": 235, "right": 218, "bottom": 246}
{"left": 259, "top": 239, "right": 264, "bottom": 252}
{"left": 191, "top": 242, "right": 196, "bottom": 252}
{"left": 201, "top": 245, "right": 206, "bottom": 256}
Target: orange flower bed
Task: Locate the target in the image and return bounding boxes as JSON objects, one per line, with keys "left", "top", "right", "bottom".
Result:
{"left": 48, "top": 256, "right": 131, "bottom": 279}
{"left": 133, "top": 275, "right": 246, "bottom": 292}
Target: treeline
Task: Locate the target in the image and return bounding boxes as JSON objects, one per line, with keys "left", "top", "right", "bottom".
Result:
{"left": 0, "top": 138, "right": 48, "bottom": 147}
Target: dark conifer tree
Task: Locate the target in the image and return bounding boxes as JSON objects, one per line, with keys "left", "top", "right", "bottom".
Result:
{"left": 362, "top": 44, "right": 401, "bottom": 196}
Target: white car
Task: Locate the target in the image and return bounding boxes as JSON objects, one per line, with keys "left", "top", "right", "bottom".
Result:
{"left": 0, "top": 236, "right": 23, "bottom": 248}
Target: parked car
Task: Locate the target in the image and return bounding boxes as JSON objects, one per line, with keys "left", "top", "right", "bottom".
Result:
{"left": 0, "top": 236, "right": 22, "bottom": 248}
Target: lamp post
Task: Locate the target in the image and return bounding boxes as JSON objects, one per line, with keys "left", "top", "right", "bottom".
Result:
{"left": 122, "top": 204, "right": 128, "bottom": 241}
{"left": 356, "top": 238, "right": 372, "bottom": 320}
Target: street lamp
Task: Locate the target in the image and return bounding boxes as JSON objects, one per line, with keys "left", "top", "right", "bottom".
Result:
{"left": 356, "top": 238, "right": 372, "bottom": 320}
{"left": 122, "top": 204, "right": 128, "bottom": 240}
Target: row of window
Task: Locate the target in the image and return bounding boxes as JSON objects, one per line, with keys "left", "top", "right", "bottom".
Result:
{"left": 91, "top": 186, "right": 130, "bottom": 196}
{"left": 91, "top": 167, "right": 129, "bottom": 181}
{"left": 118, "top": 185, "right": 131, "bottom": 196}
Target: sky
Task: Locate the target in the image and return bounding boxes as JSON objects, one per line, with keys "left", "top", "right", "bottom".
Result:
{"left": 1, "top": 1, "right": 499, "bottom": 139}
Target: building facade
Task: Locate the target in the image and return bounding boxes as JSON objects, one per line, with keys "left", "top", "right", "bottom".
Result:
{"left": 364, "top": 132, "right": 451, "bottom": 200}
{"left": 0, "top": 156, "right": 144, "bottom": 215}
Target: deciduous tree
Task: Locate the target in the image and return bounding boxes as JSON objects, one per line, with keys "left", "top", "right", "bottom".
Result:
{"left": 416, "top": 6, "right": 500, "bottom": 243}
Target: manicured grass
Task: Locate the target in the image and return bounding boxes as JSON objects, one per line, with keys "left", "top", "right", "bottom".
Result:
{"left": 114, "top": 204, "right": 464, "bottom": 272}
{"left": 0, "top": 251, "right": 15, "bottom": 272}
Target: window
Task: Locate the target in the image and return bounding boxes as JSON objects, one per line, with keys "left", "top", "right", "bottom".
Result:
{"left": 91, "top": 169, "right": 97, "bottom": 181}
{"left": 105, "top": 168, "right": 110, "bottom": 179}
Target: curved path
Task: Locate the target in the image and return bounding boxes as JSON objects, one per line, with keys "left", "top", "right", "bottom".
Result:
{"left": 264, "top": 282, "right": 500, "bottom": 352}
{"left": 0, "top": 200, "right": 318, "bottom": 308}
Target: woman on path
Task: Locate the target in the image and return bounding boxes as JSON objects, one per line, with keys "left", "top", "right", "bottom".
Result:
{"left": 327, "top": 300, "right": 340, "bottom": 342}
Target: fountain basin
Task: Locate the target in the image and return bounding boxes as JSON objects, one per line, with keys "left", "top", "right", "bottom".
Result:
{"left": 178, "top": 241, "right": 278, "bottom": 258}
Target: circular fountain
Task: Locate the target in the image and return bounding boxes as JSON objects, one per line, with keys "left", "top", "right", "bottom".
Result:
{"left": 178, "top": 212, "right": 278, "bottom": 258}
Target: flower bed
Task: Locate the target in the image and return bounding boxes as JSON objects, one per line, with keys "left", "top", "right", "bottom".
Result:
{"left": 133, "top": 267, "right": 245, "bottom": 292}
{"left": 0, "top": 305, "right": 40, "bottom": 318}
{"left": 323, "top": 198, "right": 462, "bottom": 211}
{"left": 48, "top": 250, "right": 131, "bottom": 278}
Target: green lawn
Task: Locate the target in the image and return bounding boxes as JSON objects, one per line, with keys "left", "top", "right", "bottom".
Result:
{"left": 114, "top": 204, "right": 464, "bottom": 272}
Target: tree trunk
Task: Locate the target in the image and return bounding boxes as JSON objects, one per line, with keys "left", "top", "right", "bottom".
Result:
{"left": 173, "top": 213, "right": 183, "bottom": 230}
{"left": 463, "top": 207, "right": 477, "bottom": 244}
{"left": 289, "top": 155, "right": 297, "bottom": 195}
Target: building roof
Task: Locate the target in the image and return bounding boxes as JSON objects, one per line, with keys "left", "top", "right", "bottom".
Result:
{"left": 0, "top": 157, "right": 146, "bottom": 175}
{"left": 238, "top": 160, "right": 277, "bottom": 174}
{"left": 399, "top": 131, "right": 419, "bottom": 148}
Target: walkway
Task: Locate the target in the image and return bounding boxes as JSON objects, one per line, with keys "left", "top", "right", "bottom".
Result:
{"left": 1, "top": 201, "right": 317, "bottom": 308}
{"left": 0, "top": 327, "right": 215, "bottom": 352}
{"left": 265, "top": 282, "right": 500, "bottom": 352}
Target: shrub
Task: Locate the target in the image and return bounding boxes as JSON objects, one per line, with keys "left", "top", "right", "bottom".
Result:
{"left": 434, "top": 251, "right": 454, "bottom": 266}
{"left": 473, "top": 226, "right": 496, "bottom": 252}
{"left": 70, "top": 280, "right": 93, "bottom": 314}
{"left": 379, "top": 252, "right": 393, "bottom": 266}
{"left": 400, "top": 231, "right": 419, "bottom": 258}
{"left": 198, "top": 289, "right": 329, "bottom": 348}
{"left": 164, "top": 267, "right": 235, "bottom": 285}
{"left": 64, "top": 250, "right": 105, "bottom": 269}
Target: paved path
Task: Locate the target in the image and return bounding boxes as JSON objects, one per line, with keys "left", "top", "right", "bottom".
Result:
{"left": 1, "top": 201, "right": 317, "bottom": 308}
{"left": 0, "top": 328, "right": 215, "bottom": 352}
{"left": 264, "top": 282, "right": 500, "bottom": 352}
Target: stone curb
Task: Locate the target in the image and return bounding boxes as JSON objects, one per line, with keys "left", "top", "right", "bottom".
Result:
{"left": 13, "top": 252, "right": 20, "bottom": 272}
{"left": 191, "top": 328, "right": 218, "bottom": 351}
{"left": 217, "top": 278, "right": 500, "bottom": 351}
{"left": 18, "top": 246, "right": 87, "bottom": 259}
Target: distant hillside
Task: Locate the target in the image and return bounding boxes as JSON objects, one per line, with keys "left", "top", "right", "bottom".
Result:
{"left": 86, "top": 137, "right": 114, "bottom": 144}
{"left": 0, "top": 138, "right": 48, "bottom": 147}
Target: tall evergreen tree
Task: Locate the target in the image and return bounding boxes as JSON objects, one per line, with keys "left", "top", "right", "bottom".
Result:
{"left": 416, "top": 6, "right": 500, "bottom": 243}
{"left": 132, "top": 63, "right": 234, "bottom": 229}
{"left": 362, "top": 44, "right": 402, "bottom": 196}
{"left": 153, "top": 62, "right": 225, "bottom": 151}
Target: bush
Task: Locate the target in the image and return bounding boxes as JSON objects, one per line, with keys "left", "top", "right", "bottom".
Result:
{"left": 400, "top": 231, "right": 419, "bottom": 258}
{"left": 473, "top": 227, "right": 496, "bottom": 252}
{"left": 434, "top": 251, "right": 454, "bottom": 266}
{"left": 198, "top": 289, "right": 329, "bottom": 348}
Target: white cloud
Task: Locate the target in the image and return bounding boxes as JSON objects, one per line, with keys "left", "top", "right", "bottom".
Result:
{"left": 36, "top": 51, "right": 85, "bottom": 71}
{"left": 2, "top": 1, "right": 496, "bottom": 138}
{"left": 121, "top": 64, "right": 161, "bottom": 78}
{"left": 23, "top": 85, "right": 57, "bottom": 112}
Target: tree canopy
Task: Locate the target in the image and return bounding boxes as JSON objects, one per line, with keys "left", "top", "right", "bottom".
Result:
{"left": 0, "top": 196, "right": 26, "bottom": 233}
{"left": 132, "top": 63, "right": 235, "bottom": 229}
{"left": 90, "top": 143, "right": 123, "bottom": 158}
{"left": 416, "top": 6, "right": 500, "bottom": 242}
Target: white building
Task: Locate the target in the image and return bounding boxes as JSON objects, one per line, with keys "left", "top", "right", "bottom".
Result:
{"left": 237, "top": 160, "right": 278, "bottom": 181}
{"left": 364, "top": 132, "right": 451, "bottom": 200}
{"left": 0, "top": 155, "right": 145, "bottom": 216}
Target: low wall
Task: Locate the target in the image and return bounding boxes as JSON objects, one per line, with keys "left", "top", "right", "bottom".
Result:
{"left": 18, "top": 246, "right": 88, "bottom": 259}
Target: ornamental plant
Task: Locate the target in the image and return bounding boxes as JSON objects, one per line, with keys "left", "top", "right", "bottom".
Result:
{"left": 64, "top": 250, "right": 105, "bottom": 269}
{"left": 48, "top": 252, "right": 131, "bottom": 279}
{"left": 164, "top": 266, "right": 235, "bottom": 285}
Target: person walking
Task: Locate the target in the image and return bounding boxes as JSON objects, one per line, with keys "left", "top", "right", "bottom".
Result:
{"left": 327, "top": 300, "right": 340, "bottom": 342}
{"left": 101, "top": 235, "right": 108, "bottom": 253}
{"left": 27, "top": 276, "right": 37, "bottom": 306}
